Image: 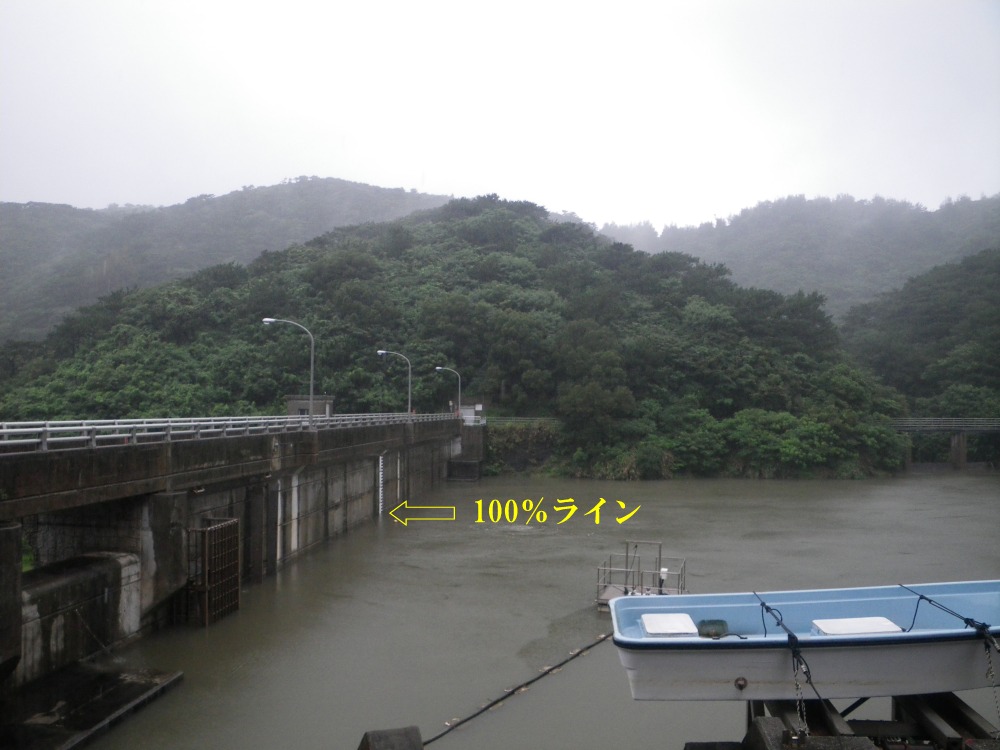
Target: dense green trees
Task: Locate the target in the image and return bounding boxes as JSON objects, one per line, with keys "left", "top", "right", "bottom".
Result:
{"left": 841, "top": 248, "right": 1000, "bottom": 462}
{"left": 1, "top": 195, "right": 911, "bottom": 478}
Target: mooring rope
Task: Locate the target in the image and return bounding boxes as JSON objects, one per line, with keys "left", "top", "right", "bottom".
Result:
{"left": 754, "top": 592, "right": 827, "bottom": 736}
{"left": 897, "top": 583, "right": 999, "bottom": 648}
{"left": 422, "top": 631, "right": 613, "bottom": 746}
{"left": 898, "top": 583, "right": 1000, "bottom": 737}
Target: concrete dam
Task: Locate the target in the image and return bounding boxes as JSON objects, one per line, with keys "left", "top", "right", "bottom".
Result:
{"left": 0, "top": 413, "right": 479, "bottom": 697}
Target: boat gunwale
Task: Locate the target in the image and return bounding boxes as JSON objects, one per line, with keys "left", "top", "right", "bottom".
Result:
{"left": 612, "top": 625, "right": 1000, "bottom": 651}
{"left": 610, "top": 579, "right": 1000, "bottom": 652}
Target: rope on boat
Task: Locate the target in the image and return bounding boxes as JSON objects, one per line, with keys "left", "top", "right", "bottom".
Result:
{"left": 898, "top": 583, "right": 1000, "bottom": 738}
{"left": 421, "top": 631, "right": 613, "bottom": 746}
{"left": 754, "top": 592, "right": 827, "bottom": 736}
{"left": 897, "top": 583, "right": 999, "bottom": 649}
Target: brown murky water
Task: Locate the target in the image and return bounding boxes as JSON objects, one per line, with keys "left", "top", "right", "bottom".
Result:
{"left": 91, "top": 472, "right": 1000, "bottom": 749}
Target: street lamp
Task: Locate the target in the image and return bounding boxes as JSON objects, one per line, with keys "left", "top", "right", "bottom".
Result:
{"left": 377, "top": 350, "right": 411, "bottom": 414}
{"left": 435, "top": 366, "right": 461, "bottom": 418}
{"left": 263, "top": 318, "right": 315, "bottom": 425}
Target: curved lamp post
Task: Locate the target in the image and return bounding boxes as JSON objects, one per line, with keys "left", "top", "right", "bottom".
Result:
{"left": 377, "top": 350, "right": 411, "bottom": 414}
{"left": 434, "top": 366, "right": 461, "bottom": 418}
{"left": 263, "top": 318, "right": 315, "bottom": 425}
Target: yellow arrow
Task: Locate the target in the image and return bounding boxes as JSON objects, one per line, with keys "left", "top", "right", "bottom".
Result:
{"left": 389, "top": 501, "right": 457, "bottom": 526}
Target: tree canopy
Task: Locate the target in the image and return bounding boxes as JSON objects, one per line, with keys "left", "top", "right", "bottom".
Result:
{"left": 840, "top": 248, "right": 1000, "bottom": 461}
{"left": 0, "top": 195, "right": 913, "bottom": 479}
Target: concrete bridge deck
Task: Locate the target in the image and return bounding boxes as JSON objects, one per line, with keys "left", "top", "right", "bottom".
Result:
{"left": 0, "top": 412, "right": 452, "bottom": 454}
{"left": 0, "top": 413, "right": 457, "bottom": 521}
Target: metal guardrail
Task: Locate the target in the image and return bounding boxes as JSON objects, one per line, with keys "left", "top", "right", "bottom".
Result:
{"left": 9, "top": 414, "right": 990, "bottom": 453}
{"left": 890, "top": 418, "right": 1000, "bottom": 432}
{"left": 0, "top": 413, "right": 457, "bottom": 454}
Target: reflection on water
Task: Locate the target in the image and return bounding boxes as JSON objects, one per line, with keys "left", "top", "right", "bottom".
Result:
{"left": 92, "top": 474, "right": 1000, "bottom": 750}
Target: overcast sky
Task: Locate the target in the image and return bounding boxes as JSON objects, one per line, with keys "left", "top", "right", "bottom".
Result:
{"left": 1, "top": 0, "right": 998, "bottom": 229}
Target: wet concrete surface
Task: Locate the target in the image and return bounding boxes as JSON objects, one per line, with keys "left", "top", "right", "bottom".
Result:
{"left": 0, "top": 660, "right": 181, "bottom": 749}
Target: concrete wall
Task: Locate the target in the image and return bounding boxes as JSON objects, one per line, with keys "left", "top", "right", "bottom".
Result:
{"left": 12, "top": 552, "right": 140, "bottom": 690}
{"left": 0, "top": 523, "right": 21, "bottom": 683}
{"left": 0, "top": 419, "right": 462, "bottom": 692}
{"left": 141, "top": 492, "right": 190, "bottom": 621}
{"left": 20, "top": 493, "right": 189, "bottom": 626}
{"left": 459, "top": 424, "right": 483, "bottom": 460}
{"left": 1, "top": 418, "right": 462, "bottom": 522}
{"left": 25, "top": 497, "right": 143, "bottom": 567}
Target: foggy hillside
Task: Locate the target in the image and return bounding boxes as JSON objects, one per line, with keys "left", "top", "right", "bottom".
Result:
{"left": 0, "top": 195, "right": 913, "bottom": 477}
{"left": 602, "top": 193, "right": 1000, "bottom": 318}
{"left": 840, "top": 247, "right": 1000, "bottom": 404}
{"left": 6, "top": 181, "right": 998, "bottom": 346}
{"left": 0, "top": 177, "right": 450, "bottom": 342}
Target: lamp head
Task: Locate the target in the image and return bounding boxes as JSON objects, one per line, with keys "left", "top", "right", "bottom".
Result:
{"left": 435, "top": 366, "right": 443, "bottom": 372}
{"left": 377, "top": 350, "right": 387, "bottom": 356}
{"left": 262, "top": 317, "right": 276, "bottom": 324}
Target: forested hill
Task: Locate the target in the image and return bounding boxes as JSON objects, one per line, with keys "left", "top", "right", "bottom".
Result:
{"left": 841, "top": 247, "right": 1000, "bottom": 416}
{"left": 602, "top": 194, "right": 1000, "bottom": 318}
{"left": 0, "top": 196, "right": 909, "bottom": 479}
{"left": 0, "top": 177, "right": 450, "bottom": 342}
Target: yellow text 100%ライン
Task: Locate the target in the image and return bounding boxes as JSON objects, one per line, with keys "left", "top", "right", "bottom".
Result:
{"left": 473, "top": 497, "right": 641, "bottom": 526}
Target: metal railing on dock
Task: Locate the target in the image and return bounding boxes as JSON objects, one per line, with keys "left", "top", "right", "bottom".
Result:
{"left": 596, "top": 540, "right": 687, "bottom": 609}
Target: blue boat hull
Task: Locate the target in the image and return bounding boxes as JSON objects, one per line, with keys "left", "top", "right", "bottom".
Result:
{"left": 611, "top": 580, "right": 1000, "bottom": 700}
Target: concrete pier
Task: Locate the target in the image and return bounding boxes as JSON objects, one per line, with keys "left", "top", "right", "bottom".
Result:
{"left": 0, "top": 522, "right": 21, "bottom": 684}
{"left": 0, "top": 659, "right": 182, "bottom": 749}
{"left": 0, "top": 417, "right": 466, "bottom": 721}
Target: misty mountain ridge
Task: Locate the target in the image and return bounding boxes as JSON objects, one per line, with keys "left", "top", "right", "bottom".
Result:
{"left": 2, "top": 180, "right": 998, "bottom": 344}
{"left": 601, "top": 193, "right": 1000, "bottom": 318}
{"left": 0, "top": 177, "right": 451, "bottom": 341}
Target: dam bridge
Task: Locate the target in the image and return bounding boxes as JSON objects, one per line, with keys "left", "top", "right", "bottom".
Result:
{"left": 890, "top": 417, "right": 1000, "bottom": 468}
{"left": 0, "top": 412, "right": 480, "bottom": 695}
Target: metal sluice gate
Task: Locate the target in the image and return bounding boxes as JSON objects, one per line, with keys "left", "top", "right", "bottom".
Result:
{"left": 183, "top": 517, "right": 241, "bottom": 626}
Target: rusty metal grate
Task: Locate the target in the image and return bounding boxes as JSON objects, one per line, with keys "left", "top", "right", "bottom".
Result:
{"left": 187, "top": 517, "right": 240, "bottom": 626}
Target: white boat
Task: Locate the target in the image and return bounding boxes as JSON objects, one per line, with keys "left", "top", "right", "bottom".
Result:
{"left": 610, "top": 580, "right": 1000, "bottom": 701}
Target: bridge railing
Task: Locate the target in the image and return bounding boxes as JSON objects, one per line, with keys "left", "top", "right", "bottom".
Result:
{"left": 0, "top": 413, "right": 458, "bottom": 454}
{"left": 890, "top": 418, "right": 1000, "bottom": 433}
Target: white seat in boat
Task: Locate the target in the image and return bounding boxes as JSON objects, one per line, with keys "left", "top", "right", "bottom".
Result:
{"left": 811, "top": 616, "right": 901, "bottom": 635}
{"left": 641, "top": 612, "right": 699, "bottom": 636}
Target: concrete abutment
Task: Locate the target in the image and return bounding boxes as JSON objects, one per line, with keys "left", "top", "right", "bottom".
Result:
{"left": 0, "top": 418, "right": 463, "bottom": 696}
{"left": 0, "top": 523, "right": 21, "bottom": 684}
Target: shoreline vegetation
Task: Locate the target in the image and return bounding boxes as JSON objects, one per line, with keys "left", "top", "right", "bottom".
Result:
{"left": 483, "top": 421, "right": 907, "bottom": 480}
{"left": 483, "top": 421, "right": 997, "bottom": 480}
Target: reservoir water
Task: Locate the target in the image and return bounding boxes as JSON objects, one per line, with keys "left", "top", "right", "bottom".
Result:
{"left": 91, "top": 472, "right": 999, "bottom": 749}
